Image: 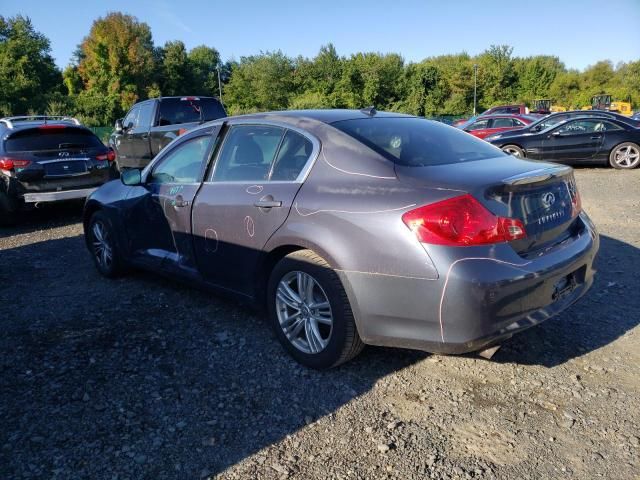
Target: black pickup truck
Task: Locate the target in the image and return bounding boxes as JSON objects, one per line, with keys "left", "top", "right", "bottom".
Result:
{"left": 110, "top": 96, "right": 226, "bottom": 170}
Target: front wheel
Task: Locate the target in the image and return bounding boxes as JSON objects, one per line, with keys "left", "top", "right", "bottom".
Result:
{"left": 88, "top": 211, "right": 125, "bottom": 277}
{"left": 501, "top": 145, "right": 525, "bottom": 158}
{"left": 609, "top": 142, "right": 640, "bottom": 169}
{"left": 267, "top": 249, "right": 364, "bottom": 369}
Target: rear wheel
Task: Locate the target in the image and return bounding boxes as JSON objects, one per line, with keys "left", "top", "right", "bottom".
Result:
{"left": 267, "top": 249, "right": 364, "bottom": 369}
{"left": 501, "top": 145, "right": 525, "bottom": 158}
{"left": 88, "top": 211, "right": 125, "bottom": 277}
{"left": 609, "top": 142, "right": 640, "bottom": 169}
{"left": 0, "top": 191, "right": 20, "bottom": 226}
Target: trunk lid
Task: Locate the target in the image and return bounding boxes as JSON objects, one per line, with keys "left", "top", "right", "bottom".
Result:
{"left": 396, "top": 157, "right": 581, "bottom": 254}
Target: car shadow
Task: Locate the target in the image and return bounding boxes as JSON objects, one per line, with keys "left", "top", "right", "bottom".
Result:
{"left": 0, "top": 234, "right": 426, "bottom": 479}
{"left": 494, "top": 234, "right": 639, "bottom": 367}
{"left": 0, "top": 233, "right": 635, "bottom": 477}
{"left": 0, "top": 200, "right": 84, "bottom": 238}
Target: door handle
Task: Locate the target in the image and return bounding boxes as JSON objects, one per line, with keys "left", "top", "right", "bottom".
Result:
{"left": 590, "top": 135, "right": 602, "bottom": 139}
{"left": 142, "top": 133, "right": 149, "bottom": 139}
{"left": 254, "top": 200, "right": 282, "bottom": 208}
{"left": 174, "top": 195, "right": 190, "bottom": 208}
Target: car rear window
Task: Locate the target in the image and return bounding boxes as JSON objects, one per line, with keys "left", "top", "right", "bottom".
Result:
{"left": 158, "top": 97, "right": 226, "bottom": 126}
{"left": 4, "top": 127, "right": 104, "bottom": 152}
{"left": 332, "top": 117, "right": 504, "bottom": 166}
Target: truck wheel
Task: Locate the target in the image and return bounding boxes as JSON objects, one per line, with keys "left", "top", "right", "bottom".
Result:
{"left": 0, "top": 191, "right": 20, "bottom": 226}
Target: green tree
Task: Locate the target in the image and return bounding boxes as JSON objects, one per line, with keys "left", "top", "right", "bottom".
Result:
{"left": 514, "top": 55, "right": 564, "bottom": 103}
{"left": 224, "top": 51, "right": 295, "bottom": 114}
{"left": 73, "top": 12, "right": 156, "bottom": 123}
{"left": 477, "top": 45, "right": 517, "bottom": 107}
{"left": 189, "top": 45, "right": 221, "bottom": 96}
{"left": 0, "top": 15, "right": 63, "bottom": 115}
{"left": 160, "top": 40, "right": 192, "bottom": 95}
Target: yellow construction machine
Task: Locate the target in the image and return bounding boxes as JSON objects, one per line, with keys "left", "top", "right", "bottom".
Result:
{"left": 582, "top": 94, "right": 633, "bottom": 116}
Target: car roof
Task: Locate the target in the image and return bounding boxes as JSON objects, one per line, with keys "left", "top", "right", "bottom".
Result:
{"left": 222, "top": 109, "right": 414, "bottom": 125}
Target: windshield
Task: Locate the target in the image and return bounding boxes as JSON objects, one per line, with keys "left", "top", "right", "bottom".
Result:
{"left": 5, "top": 128, "right": 103, "bottom": 152}
{"left": 332, "top": 117, "right": 505, "bottom": 167}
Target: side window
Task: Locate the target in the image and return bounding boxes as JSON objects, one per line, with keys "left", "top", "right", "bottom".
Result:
{"left": 212, "top": 125, "right": 284, "bottom": 182}
{"left": 466, "top": 119, "right": 489, "bottom": 131}
{"left": 123, "top": 107, "right": 139, "bottom": 129}
{"left": 271, "top": 131, "right": 313, "bottom": 181}
{"left": 137, "top": 102, "right": 155, "bottom": 128}
{"left": 491, "top": 118, "right": 514, "bottom": 128}
{"left": 513, "top": 119, "right": 525, "bottom": 126}
{"left": 599, "top": 121, "right": 622, "bottom": 132}
{"left": 556, "top": 120, "right": 599, "bottom": 135}
{"left": 150, "top": 136, "right": 211, "bottom": 184}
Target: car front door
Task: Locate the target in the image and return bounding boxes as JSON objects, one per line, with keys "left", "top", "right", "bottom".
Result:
{"left": 192, "top": 123, "right": 318, "bottom": 297}
{"left": 124, "top": 127, "right": 220, "bottom": 271}
{"left": 464, "top": 119, "right": 490, "bottom": 138}
{"left": 131, "top": 101, "right": 156, "bottom": 165}
{"left": 543, "top": 120, "right": 605, "bottom": 162}
{"left": 114, "top": 106, "right": 139, "bottom": 164}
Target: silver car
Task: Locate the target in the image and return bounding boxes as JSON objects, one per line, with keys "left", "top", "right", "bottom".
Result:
{"left": 83, "top": 109, "right": 599, "bottom": 368}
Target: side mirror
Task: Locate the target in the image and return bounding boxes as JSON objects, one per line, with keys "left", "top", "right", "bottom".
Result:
{"left": 121, "top": 168, "right": 142, "bottom": 186}
{"left": 114, "top": 119, "right": 124, "bottom": 134}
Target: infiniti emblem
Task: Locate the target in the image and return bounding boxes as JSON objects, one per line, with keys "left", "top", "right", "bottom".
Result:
{"left": 58, "top": 151, "right": 69, "bottom": 157}
{"left": 541, "top": 192, "right": 556, "bottom": 209}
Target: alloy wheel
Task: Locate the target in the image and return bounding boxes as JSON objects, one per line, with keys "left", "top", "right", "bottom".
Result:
{"left": 92, "top": 221, "right": 113, "bottom": 269}
{"left": 612, "top": 144, "right": 640, "bottom": 168}
{"left": 275, "top": 271, "right": 333, "bottom": 354}
{"left": 502, "top": 146, "right": 523, "bottom": 157}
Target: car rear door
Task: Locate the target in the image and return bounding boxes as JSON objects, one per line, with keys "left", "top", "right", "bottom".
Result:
{"left": 124, "top": 126, "right": 220, "bottom": 270}
{"left": 543, "top": 120, "right": 605, "bottom": 162}
{"left": 191, "top": 122, "right": 318, "bottom": 296}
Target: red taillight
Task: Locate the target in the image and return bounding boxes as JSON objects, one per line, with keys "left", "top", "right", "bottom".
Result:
{"left": 38, "top": 124, "right": 67, "bottom": 130}
{"left": 0, "top": 157, "right": 31, "bottom": 170}
{"left": 180, "top": 96, "right": 199, "bottom": 101}
{"left": 402, "top": 194, "right": 526, "bottom": 246}
{"left": 96, "top": 148, "right": 116, "bottom": 162}
{"left": 570, "top": 186, "right": 582, "bottom": 217}
{"left": 178, "top": 128, "right": 188, "bottom": 136}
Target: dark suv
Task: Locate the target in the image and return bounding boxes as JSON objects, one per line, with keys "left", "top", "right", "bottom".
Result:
{"left": 110, "top": 96, "right": 226, "bottom": 171}
{"left": 0, "top": 116, "right": 114, "bottom": 225}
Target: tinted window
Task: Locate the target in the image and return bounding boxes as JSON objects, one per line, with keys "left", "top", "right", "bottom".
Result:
{"left": 5, "top": 128, "right": 104, "bottom": 152}
{"left": 556, "top": 120, "right": 601, "bottom": 134}
{"left": 158, "top": 98, "right": 226, "bottom": 126}
{"left": 213, "top": 125, "right": 284, "bottom": 181}
{"left": 466, "top": 119, "right": 489, "bottom": 131}
{"left": 513, "top": 118, "right": 526, "bottom": 126}
{"left": 123, "top": 107, "right": 139, "bottom": 128}
{"left": 137, "top": 102, "right": 155, "bottom": 128}
{"left": 333, "top": 117, "right": 504, "bottom": 167}
{"left": 150, "top": 136, "right": 211, "bottom": 184}
{"left": 271, "top": 131, "right": 313, "bottom": 181}
{"left": 491, "top": 118, "right": 515, "bottom": 128}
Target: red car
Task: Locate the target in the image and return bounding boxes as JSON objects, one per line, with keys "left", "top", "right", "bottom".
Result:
{"left": 461, "top": 114, "right": 536, "bottom": 139}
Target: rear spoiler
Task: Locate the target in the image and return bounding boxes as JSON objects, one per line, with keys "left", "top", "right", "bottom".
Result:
{"left": 502, "top": 165, "right": 573, "bottom": 186}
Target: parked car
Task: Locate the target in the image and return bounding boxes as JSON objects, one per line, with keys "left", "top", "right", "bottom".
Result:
{"left": 110, "top": 96, "right": 226, "bottom": 171}
{"left": 520, "top": 110, "right": 640, "bottom": 134}
{"left": 0, "top": 116, "right": 115, "bottom": 225}
{"left": 486, "top": 115, "right": 640, "bottom": 168}
{"left": 452, "top": 104, "right": 534, "bottom": 127}
{"left": 84, "top": 109, "right": 598, "bottom": 368}
{"left": 461, "top": 114, "right": 537, "bottom": 139}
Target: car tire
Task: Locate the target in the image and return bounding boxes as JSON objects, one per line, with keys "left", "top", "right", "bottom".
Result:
{"left": 501, "top": 145, "right": 525, "bottom": 158}
{"left": 609, "top": 142, "right": 640, "bottom": 169}
{"left": 88, "top": 210, "right": 125, "bottom": 278}
{"left": 0, "top": 191, "right": 20, "bottom": 226}
{"left": 267, "top": 249, "right": 364, "bottom": 369}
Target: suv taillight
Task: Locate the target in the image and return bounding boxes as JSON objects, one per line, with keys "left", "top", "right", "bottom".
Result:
{"left": 96, "top": 148, "right": 116, "bottom": 162}
{"left": 0, "top": 157, "right": 31, "bottom": 170}
{"left": 402, "top": 194, "right": 526, "bottom": 246}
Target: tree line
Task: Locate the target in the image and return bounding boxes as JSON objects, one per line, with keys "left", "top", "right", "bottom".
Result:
{"left": 1, "top": 13, "right": 638, "bottom": 126}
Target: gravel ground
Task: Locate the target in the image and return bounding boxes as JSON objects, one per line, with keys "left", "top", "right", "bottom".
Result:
{"left": 1, "top": 168, "right": 638, "bottom": 480}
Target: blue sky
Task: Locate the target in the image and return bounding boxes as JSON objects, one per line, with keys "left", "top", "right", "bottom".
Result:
{"left": 2, "top": 0, "right": 639, "bottom": 70}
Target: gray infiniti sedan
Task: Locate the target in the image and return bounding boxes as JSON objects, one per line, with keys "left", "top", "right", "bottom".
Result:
{"left": 83, "top": 109, "right": 599, "bottom": 368}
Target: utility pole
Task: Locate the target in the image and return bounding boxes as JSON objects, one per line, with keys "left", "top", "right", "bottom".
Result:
{"left": 216, "top": 65, "right": 224, "bottom": 106}
{"left": 473, "top": 64, "right": 478, "bottom": 116}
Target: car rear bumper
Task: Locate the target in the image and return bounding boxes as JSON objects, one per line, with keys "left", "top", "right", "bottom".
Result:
{"left": 339, "top": 212, "right": 599, "bottom": 355}
{"left": 23, "top": 187, "right": 97, "bottom": 203}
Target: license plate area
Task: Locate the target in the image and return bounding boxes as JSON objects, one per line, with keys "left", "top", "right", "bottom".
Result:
{"left": 44, "top": 159, "right": 88, "bottom": 177}
{"left": 552, "top": 265, "right": 585, "bottom": 301}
